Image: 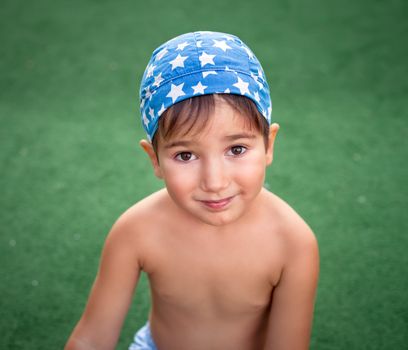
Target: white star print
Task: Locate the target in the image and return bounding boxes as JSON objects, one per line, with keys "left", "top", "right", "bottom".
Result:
{"left": 224, "top": 88, "right": 231, "bottom": 93}
{"left": 169, "top": 54, "right": 188, "bottom": 70}
{"left": 167, "top": 83, "right": 186, "bottom": 103}
{"left": 199, "top": 52, "right": 216, "bottom": 67}
{"left": 144, "top": 86, "right": 153, "bottom": 99}
{"left": 146, "top": 64, "right": 155, "bottom": 78}
{"left": 233, "top": 77, "right": 250, "bottom": 95}
{"left": 192, "top": 81, "right": 207, "bottom": 95}
{"left": 202, "top": 71, "right": 217, "bottom": 78}
{"left": 143, "top": 112, "right": 149, "bottom": 127}
{"left": 254, "top": 91, "right": 261, "bottom": 103}
{"left": 224, "top": 34, "right": 235, "bottom": 41}
{"left": 213, "top": 39, "right": 231, "bottom": 52}
{"left": 176, "top": 42, "right": 189, "bottom": 51}
{"left": 196, "top": 40, "right": 202, "bottom": 48}
{"left": 158, "top": 104, "right": 166, "bottom": 116}
{"left": 149, "top": 107, "right": 155, "bottom": 119}
{"left": 140, "top": 98, "right": 145, "bottom": 108}
{"left": 156, "top": 48, "right": 168, "bottom": 61}
{"left": 152, "top": 72, "right": 164, "bottom": 87}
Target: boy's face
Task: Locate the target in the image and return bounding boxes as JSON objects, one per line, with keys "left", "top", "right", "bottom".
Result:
{"left": 141, "top": 99, "right": 278, "bottom": 227}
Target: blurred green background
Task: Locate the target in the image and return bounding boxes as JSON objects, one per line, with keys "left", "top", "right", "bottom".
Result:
{"left": 1, "top": 0, "right": 407, "bottom": 348}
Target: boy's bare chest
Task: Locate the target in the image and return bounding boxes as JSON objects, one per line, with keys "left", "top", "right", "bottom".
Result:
{"left": 143, "top": 228, "right": 282, "bottom": 316}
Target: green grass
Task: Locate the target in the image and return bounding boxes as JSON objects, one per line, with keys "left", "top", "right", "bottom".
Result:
{"left": 1, "top": 0, "right": 407, "bottom": 348}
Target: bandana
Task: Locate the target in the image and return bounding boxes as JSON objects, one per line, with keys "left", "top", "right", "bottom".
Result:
{"left": 139, "top": 31, "right": 272, "bottom": 140}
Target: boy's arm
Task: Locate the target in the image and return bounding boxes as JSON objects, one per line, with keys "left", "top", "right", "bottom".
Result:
{"left": 264, "top": 223, "right": 319, "bottom": 350}
{"left": 65, "top": 215, "right": 142, "bottom": 350}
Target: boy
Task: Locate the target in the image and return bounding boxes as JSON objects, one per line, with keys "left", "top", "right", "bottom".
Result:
{"left": 65, "top": 31, "right": 319, "bottom": 350}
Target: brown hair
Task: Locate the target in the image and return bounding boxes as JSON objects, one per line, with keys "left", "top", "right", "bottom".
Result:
{"left": 152, "top": 94, "right": 270, "bottom": 153}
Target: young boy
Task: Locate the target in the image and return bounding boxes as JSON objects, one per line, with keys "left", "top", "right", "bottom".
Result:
{"left": 65, "top": 31, "right": 319, "bottom": 350}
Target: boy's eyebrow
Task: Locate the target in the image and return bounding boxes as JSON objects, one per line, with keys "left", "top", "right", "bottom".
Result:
{"left": 224, "top": 133, "right": 257, "bottom": 141}
{"left": 164, "top": 133, "right": 257, "bottom": 149}
{"left": 163, "top": 140, "right": 193, "bottom": 149}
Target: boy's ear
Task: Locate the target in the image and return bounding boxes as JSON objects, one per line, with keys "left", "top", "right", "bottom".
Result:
{"left": 266, "top": 123, "right": 279, "bottom": 166}
{"left": 140, "top": 139, "right": 163, "bottom": 179}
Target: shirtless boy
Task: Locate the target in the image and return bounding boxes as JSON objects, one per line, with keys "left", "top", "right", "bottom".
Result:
{"left": 65, "top": 31, "right": 319, "bottom": 350}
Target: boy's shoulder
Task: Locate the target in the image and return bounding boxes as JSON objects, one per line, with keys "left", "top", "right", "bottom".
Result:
{"left": 102, "top": 189, "right": 173, "bottom": 263}
{"left": 107, "top": 188, "right": 184, "bottom": 246}
{"left": 112, "top": 189, "right": 172, "bottom": 233}
{"left": 260, "top": 189, "right": 317, "bottom": 252}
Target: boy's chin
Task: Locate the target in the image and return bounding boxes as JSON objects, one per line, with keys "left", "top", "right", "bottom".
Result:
{"left": 189, "top": 209, "right": 244, "bottom": 227}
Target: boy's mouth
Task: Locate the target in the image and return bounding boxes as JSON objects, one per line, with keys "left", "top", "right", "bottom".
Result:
{"left": 199, "top": 196, "right": 235, "bottom": 210}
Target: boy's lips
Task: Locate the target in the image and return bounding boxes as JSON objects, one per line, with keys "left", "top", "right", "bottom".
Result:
{"left": 199, "top": 196, "right": 235, "bottom": 210}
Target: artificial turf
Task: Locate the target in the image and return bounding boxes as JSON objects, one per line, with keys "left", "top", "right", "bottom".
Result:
{"left": 0, "top": 0, "right": 407, "bottom": 348}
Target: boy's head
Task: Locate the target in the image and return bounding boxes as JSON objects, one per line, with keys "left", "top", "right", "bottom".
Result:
{"left": 139, "top": 31, "right": 272, "bottom": 144}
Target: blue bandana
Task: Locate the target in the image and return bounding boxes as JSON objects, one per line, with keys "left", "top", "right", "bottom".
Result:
{"left": 139, "top": 31, "right": 272, "bottom": 140}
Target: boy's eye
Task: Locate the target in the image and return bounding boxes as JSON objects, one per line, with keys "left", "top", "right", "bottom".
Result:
{"left": 175, "top": 152, "right": 196, "bottom": 162}
{"left": 227, "top": 146, "right": 247, "bottom": 156}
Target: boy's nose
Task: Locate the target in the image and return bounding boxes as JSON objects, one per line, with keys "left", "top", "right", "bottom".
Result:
{"left": 200, "top": 158, "right": 230, "bottom": 193}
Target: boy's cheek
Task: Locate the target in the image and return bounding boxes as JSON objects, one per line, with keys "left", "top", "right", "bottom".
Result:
{"left": 159, "top": 163, "right": 193, "bottom": 186}
{"left": 243, "top": 163, "right": 267, "bottom": 183}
